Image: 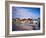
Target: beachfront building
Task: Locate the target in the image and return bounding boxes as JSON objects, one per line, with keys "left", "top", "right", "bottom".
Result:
{"left": 15, "top": 18, "right": 39, "bottom": 25}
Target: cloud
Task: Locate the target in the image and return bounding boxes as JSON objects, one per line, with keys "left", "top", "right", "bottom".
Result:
{"left": 14, "top": 8, "right": 39, "bottom": 19}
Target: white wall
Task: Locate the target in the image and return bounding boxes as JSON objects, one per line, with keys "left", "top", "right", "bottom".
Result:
{"left": 0, "top": 0, "right": 46, "bottom": 38}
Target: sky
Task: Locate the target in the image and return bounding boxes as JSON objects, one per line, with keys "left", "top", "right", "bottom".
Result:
{"left": 12, "top": 7, "right": 40, "bottom": 19}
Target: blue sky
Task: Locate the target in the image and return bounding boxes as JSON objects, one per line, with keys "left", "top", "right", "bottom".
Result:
{"left": 12, "top": 7, "right": 40, "bottom": 19}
